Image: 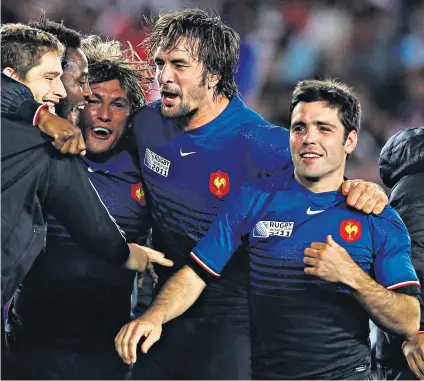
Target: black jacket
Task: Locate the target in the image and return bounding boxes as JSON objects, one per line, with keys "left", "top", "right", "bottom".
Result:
{"left": 1, "top": 80, "right": 130, "bottom": 306}
{"left": 377, "top": 126, "right": 424, "bottom": 368}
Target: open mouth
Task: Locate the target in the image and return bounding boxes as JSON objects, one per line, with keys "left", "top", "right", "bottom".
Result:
{"left": 42, "top": 101, "right": 57, "bottom": 115}
{"left": 161, "top": 90, "right": 179, "bottom": 106}
{"left": 300, "top": 152, "right": 323, "bottom": 161}
{"left": 90, "top": 126, "right": 112, "bottom": 140}
{"left": 69, "top": 103, "right": 86, "bottom": 126}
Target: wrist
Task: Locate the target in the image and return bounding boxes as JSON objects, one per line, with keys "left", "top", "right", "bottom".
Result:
{"left": 143, "top": 305, "right": 166, "bottom": 325}
{"left": 36, "top": 106, "right": 51, "bottom": 129}
{"left": 402, "top": 331, "right": 424, "bottom": 349}
{"left": 342, "top": 264, "right": 366, "bottom": 290}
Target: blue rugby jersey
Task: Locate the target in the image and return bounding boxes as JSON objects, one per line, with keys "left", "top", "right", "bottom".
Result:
{"left": 131, "top": 96, "right": 291, "bottom": 320}
{"left": 10, "top": 149, "right": 150, "bottom": 345}
{"left": 191, "top": 169, "right": 420, "bottom": 379}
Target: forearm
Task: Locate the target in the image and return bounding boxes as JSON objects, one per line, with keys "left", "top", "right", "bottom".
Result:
{"left": 346, "top": 269, "right": 420, "bottom": 340}
{"left": 143, "top": 266, "right": 206, "bottom": 325}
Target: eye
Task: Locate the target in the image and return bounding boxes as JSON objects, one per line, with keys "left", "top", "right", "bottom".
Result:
{"left": 112, "top": 103, "right": 125, "bottom": 108}
{"left": 292, "top": 125, "right": 305, "bottom": 132}
{"left": 319, "top": 126, "right": 332, "bottom": 132}
{"left": 87, "top": 98, "right": 101, "bottom": 104}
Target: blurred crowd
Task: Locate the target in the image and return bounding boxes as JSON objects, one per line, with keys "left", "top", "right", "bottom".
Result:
{"left": 2, "top": 0, "right": 424, "bottom": 185}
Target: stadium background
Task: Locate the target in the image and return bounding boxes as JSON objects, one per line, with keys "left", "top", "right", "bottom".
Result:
{"left": 2, "top": 0, "right": 424, "bottom": 187}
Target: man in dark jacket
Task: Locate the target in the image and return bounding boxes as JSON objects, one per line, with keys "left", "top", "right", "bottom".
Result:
{"left": 378, "top": 126, "right": 424, "bottom": 380}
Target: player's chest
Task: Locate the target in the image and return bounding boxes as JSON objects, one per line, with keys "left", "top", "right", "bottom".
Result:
{"left": 141, "top": 139, "right": 257, "bottom": 201}
{"left": 248, "top": 207, "right": 373, "bottom": 264}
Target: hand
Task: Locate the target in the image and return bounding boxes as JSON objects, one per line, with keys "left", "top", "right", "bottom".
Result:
{"left": 403, "top": 333, "right": 424, "bottom": 380}
{"left": 342, "top": 180, "right": 388, "bottom": 215}
{"left": 303, "top": 235, "right": 359, "bottom": 283}
{"left": 38, "top": 109, "right": 86, "bottom": 155}
{"left": 125, "top": 244, "right": 173, "bottom": 272}
{"left": 115, "top": 314, "right": 163, "bottom": 364}
{"left": 138, "top": 262, "right": 159, "bottom": 288}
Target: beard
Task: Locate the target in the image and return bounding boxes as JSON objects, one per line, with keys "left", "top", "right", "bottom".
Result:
{"left": 160, "top": 84, "right": 206, "bottom": 120}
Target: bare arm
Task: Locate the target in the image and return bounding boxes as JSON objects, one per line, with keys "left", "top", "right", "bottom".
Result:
{"left": 143, "top": 266, "right": 206, "bottom": 325}
{"left": 304, "top": 235, "right": 420, "bottom": 340}
{"left": 115, "top": 266, "right": 206, "bottom": 364}
{"left": 346, "top": 267, "right": 420, "bottom": 340}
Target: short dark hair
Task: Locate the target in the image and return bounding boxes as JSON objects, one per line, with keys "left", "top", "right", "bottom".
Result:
{"left": 29, "top": 18, "right": 81, "bottom": 49}
{"left": 81, "top": 35, "right": 152, "bottom": 111}
{"left": 289, "top": 79, "right": 362, "bottom": 138}
{"left": 144, "top": 8, "right": 240, "bottom": 99}
{"left": 29, "top": 16, "right": 82, "bottom": 71}
{"left": 1, "top": 23, "right": 64, "bottom": 79}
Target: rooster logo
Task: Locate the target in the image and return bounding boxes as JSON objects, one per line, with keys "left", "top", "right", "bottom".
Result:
{"left": 209, "top": 170, "right": 230, "bottom": 198}
{"left": 214, "top": 177, "right": 226, "bottom": 194}
{"left": 135, "top": 187, "right": 144, "bottom": 200}
{"left": 340, "top": 219, "right": 362, "bottom": 242}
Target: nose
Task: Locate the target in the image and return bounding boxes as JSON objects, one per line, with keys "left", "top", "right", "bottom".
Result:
{"left": 83, "top": 81, "right": 92, "bottom": 99}
{"left": 157, "top": 64, "right": 174, "bottom": 85}
{"left": 54, "top": 78, "right": 67, "bottom": 99}
{"left": 303, "top": 127, "right": 318, "bottom": 144}
{"left": 98, "top": 103, "right": 112, "bottom": 122}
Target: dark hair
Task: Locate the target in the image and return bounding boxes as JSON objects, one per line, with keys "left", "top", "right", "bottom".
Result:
{"left": 29, "top": 15, "right": 82, "bottom": 70}
{"left": 1, "top": 23, "right": 64, "bottom": 79}
{"left": 29, "top": 18, "right": 81, "bottom": 49}
{"left": 81, "top": 35, "right": 152, "bottom": 111}
{"left": 289, "top": 79, "right": 362, "bottom": 138}
{"left": 144, "top": 8, "right": 240, "bottom": 99}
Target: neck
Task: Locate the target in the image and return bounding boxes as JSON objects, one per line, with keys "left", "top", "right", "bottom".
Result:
{"left": 294, "top": 170, "right": 344, "bottom": 193}
{"left": 85, "top": 140, "right": 126, "bottom": 163}
{"left": 176, "top": 95, "right": 230, "bottom": 131}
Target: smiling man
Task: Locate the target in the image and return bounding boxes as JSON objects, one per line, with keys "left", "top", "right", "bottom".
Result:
{"left": 29, "top": 17, "right": 91, "bottom": 126}
{"left": 116, "top": 79, "right": 420, "bottom": 380}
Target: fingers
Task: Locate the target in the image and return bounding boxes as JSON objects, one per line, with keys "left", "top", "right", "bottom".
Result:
{"left": 67, "top": 136, "right": 80, "bottom": 155}
{"left": 303, "top": 256, "right": 318, "bottom": 267}
{"left": 372, "top": 200, "right": 387, "bottom": 215}
{"left": 144, "top": 247, "right": 174, "bottom": 267}
{"left": 141, "top": 329, "right": 161, "bottom": 354}
{"left": 115, "top": 320, "right": 161, "bottom": 366}
{"left": 60, "top": 139, "right": 72, "bottom": 154}
{"left": 326, "top": 235, "right": 339, "bottom": 247}
{"left": 346, "top": 182, "right": 375, "bottom": 211}
{"left": 115, "top": 321, "right": 144, "bottom": 364}
{"left": 78, "top": 133, "right": 86, "bottom": 156}
{"left": 406, "top": 353, "right": 424, "bottom": 380}
{"left": 341, "top": 180, "right": 353, "bottom": 196}
{"left": 309, "top": 242, "right": 326, "bottom": 250}
{"left": 304, "top": 247, "right": 320, "bottom": 258}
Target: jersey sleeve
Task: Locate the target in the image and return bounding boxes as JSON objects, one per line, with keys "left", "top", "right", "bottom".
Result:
{"left": 244, "top": 124, "right": 293, "bottom": 177}
{"left": 190, "top": 183, "right": 259, "bottom": 278}
{"left": 45, "top": 149, "right": 130, "bottom": 265}
{"left": 372, "top": 207, "right": 421, "bottom": 295}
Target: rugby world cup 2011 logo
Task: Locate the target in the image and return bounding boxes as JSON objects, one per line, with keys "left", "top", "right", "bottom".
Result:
{"left": 253, "top": 221, "right": 270, "bottom": 237}
{"left": 253, "top": 221, "right": 294, "bottom": 238}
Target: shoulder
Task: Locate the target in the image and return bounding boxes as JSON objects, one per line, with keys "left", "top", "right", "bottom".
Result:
{"left": 131, "top": 101, "right": 161, "bottom": 125}
{"left": 369, "top": 205, "right": 409, "bottom": 236}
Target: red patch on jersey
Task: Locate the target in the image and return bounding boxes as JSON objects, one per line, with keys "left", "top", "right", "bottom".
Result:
{"left": 340, "top": 219, "right": 362, "bottom": 242}
{"left": 209, "top": 170, "right": 230, "bottom": 198}
{"left": 131, "top": 182, "right": 146, "bottom": 206}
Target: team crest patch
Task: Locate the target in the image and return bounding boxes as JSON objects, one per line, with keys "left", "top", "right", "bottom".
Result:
{"left": 253, "top": 221, "right": 294, "bottom": 238}
{"left": 131, "top": 182, "right": 146, "bottom": 206}
{"left": 209, "top": 170, "right": 230, "bottom": 198}
{"left": 144, "top": 148, "right": 171, "bottom": 177}
{"left": 340, "top": 219, "right": 362, "bottom": 242}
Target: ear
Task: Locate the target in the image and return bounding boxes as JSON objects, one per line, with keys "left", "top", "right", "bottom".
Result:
{"left": 207, "top": 73, "right": 220, "bottom": 90}
{"left": 3, "top": 67, "right": 16, "bottom": 78}
{"left": 344, "top": 130, "right": 358, "bottom": 155}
